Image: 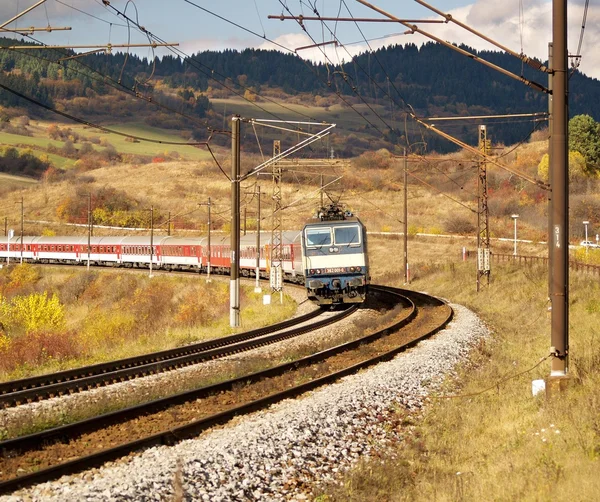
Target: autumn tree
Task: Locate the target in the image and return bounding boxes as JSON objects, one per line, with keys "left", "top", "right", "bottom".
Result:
{"left": 537, "top": 151, "right": 587, "bottom": 182}
{"left": 569, "top": 114, "right": 600, "bottom": 174}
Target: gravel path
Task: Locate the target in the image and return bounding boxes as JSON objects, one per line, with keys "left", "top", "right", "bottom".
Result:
{"left": 2, "top": 303, "right": 489, "bottom": 501}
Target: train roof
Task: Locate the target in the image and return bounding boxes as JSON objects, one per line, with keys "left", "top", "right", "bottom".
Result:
{"left": 5, "top": 232, "right": 302, "bottom": 246}
{"left": 303, "top": 216, "right": 363, "bottom": 226}
{"left": 238, "top": 231, "right": 301, "bottom": 246}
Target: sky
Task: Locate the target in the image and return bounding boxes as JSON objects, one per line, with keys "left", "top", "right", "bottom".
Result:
{"left": 0, "top": 0, "right": 598, "bottom": 80}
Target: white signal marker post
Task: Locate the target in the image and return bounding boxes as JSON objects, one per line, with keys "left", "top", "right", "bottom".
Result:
{"left": 7, "top": 229, "right": 13, "bottom": 266}
{"left": 255, "top": 185, "right": 262, "bottom": 293}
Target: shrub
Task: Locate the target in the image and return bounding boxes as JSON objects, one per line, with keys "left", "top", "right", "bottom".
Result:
{"left": 125, "top": 281, "right": 175, "bottom": 331}
{"left": 0, "top": 292, "right": 66, "bottom": 336}
{"left": 59, "top": 272, "right": 98, "bottom": 304}
{"left": 353, "top": 149, "right": 393, "bottom": 170}
{"left": 74, "top": 156, "right": 101, "bottom": 171}
{"left": 79, "top": 142, "right": 94, "bottom": 155}
{"left": 174, "top": 290, "right": 210, "bottom": 326}
{"left": 81, "top": 310, "right": 135, "bottom": 349}
{"left": 7, "top": 264, "right": 40, "bottom": 291}
{"left": 443, "top": 214, "right": 476, "bottom": 235}
{"left": 0, "top": 330, "right": 80, "bottom": 372}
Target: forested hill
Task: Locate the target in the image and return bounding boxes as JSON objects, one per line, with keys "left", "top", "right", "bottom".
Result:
{"left": 180, "top": 43, "right": 599, "bottom": 125}
{"left": 1, "top": 37, "right": 599, "bottom": 151}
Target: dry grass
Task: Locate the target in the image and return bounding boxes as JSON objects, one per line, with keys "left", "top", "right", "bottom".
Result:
{"left": 322, "top": 258, "right": 600, "bottom": 501}
{"left": 0, "top": 266, "right": 297, "bottom": 381}
{"left": 1, "top": 126, "right": 598, "bottom": 252}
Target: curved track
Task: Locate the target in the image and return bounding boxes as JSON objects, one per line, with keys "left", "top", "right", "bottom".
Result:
{"left": 0, "top": 286, "right": 452, "bottom": 495}
{"left": 0, "top": 303, "right": 357, "bottom": 408}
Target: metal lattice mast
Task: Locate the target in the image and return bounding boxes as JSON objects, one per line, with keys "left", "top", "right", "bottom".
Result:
{"left": 477, "top": 125, "right": 491, "bottom": 291}
{"left": 271, "top": 140, "right": 283, "bottom": 301}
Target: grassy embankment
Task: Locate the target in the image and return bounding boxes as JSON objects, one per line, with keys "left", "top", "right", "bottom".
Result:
{"left": 0, "top": 264, "right": 296, "bottom": 383}
{"left": 321, "top": 237, "right": 600, "bottom": 501}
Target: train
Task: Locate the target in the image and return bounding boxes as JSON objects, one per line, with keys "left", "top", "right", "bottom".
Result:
{"left": 302, "top": 205, "right": 369, "bottom": 304}
{"left": 0, "top": 208, "right": 369, "bottom": 306}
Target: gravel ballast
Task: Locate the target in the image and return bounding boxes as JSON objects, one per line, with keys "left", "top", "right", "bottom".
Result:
{"left": 2, "top": 303, "right": 489, "bottom": 501}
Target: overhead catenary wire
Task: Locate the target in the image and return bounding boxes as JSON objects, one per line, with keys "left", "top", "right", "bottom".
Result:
{"left": 55, "top": 0, "right": 128, "bottom": 28}
{"left": 0, "top": 82, "right": 211, "bottom": 147}
{"left": 293, "top": 0, "right": 397, "bottom": 134}
{"left": 103, "top": 0, "right": 325, "bottom": 129}
{"left": 276, "top": 0, "right": 392, "bottom": 136}
{"left": 298, "top": 1, "right": 482, "bottom": 197}
{"left": 3, "top": 37, "right": 218, "bottom": 134}
{"left": 570, "top": 0, "right": 590, "bottom": 76}
{"left": 12, "top": 1, "right": 548, "bottom": 212}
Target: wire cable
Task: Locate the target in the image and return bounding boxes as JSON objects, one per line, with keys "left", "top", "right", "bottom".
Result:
{"left": 0, "top": 82, "right": 211, "bottom": 147}
{"left": 571, "top": 0, "right": 590, "bottom": 76}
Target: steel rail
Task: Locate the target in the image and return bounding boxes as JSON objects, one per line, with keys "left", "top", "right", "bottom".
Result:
{"left": 0, "top": 264, "right": 309, "bottom": 405}
{"left": 0, "top": 287, "right": 452, "bottom": 495}
{"left": 0, "top": 305, "right": 355, "bottom": 408}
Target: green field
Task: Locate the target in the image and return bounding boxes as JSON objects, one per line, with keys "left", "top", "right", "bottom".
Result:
{"left": 0, "top": 131, "right": 67, "bottom": 151}
{"left": 0, "top": 122, "right": 211, "bottom": 166}
{"left": 211, "top": 97, "right": 398, "bottom": 133}
{"left": 73, "top": 122, "right": 211, "bottom": 160}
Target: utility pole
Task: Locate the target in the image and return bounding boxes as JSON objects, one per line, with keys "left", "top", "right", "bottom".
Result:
{"left": 4, "top": 217, "right": 7, "bottom": 237}
{"left": 207, "top": 198, "right": 212, "bottom": 282}
{"left": 547, "top": 42, "right": 554, "bottom": 300}
{"left": 149, "top": 206, "right": 154, "bottom": 278}
{"left": 403, "top": 148, "right": 409, "bottom": 284}
{"left": 231, "top": 117, "right": 241, "bottom": 328}
{"left": 87, "top": 193, "right": 92, "bottom": 271}
{"left": 243, "top": 207, "right": 247, "bottom": 236}
{"left": 167, "top": 211, "right": 171, "bottom": 236}
{"left": 477, "top": 125, "right": 491, "bottom": 292}
{"left": 320, "top": 173, "right": 324, "bottom": 209}
{"left": 549, "top": 0, "right": 569, "bottom": 382}
{"left": 255, "top": 185, "right": 262, "bottom": 293}
{"left": 19, "top": 196, "right": 23, "bottom": 264}
{"left": 271, "top": 140, "right": 283, "bottom": 303}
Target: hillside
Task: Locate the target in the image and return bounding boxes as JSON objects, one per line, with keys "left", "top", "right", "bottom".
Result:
{"left": 2, "top": 39, "right": 600, "bottom": 155}
{"left": 0, "top": 119, "right": 598, "bottom": 268}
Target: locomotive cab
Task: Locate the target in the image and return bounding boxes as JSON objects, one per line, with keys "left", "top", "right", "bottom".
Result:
{"left": 301, "top": 206, "right": 369, "bottom": 305}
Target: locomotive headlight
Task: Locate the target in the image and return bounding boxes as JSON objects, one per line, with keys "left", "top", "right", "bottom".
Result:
{"left": 329, "top": 247, "right": 334, "bottom": 253}
{"left": 333, "top": 247, "right": 339, "bottom": 252}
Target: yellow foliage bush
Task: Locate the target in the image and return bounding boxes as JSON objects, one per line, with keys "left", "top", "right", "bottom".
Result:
{"left": 81, "top": 311, "right": 135, "bottom": 349}
{"left": 573, "top": 247, "right": 600, "bottom": 265}
{"left": 0, "top": 332, "right": 10, "bottom": 352}
{"left": 8, "top": 264, "right": 40, "bottom": 289}
{"left": 408, "top": 224, "right": 420, "bottom": 237}
{"left": 0, "top": 291, "right": 66, "bottom": 336}
{"left": 538, "top": 151, "right": 587, "bottom": 182}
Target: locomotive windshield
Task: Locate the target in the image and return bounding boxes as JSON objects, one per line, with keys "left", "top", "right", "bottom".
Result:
{"left": 334, "top": 225, "right": 360, "bottom": 246}
{"left": 305, "top": 227, "right": 332, "bottom": 247}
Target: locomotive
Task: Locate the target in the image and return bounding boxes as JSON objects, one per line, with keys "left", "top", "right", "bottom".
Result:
{"left": 301, "top": 205, "right": 369, "bottom": 304}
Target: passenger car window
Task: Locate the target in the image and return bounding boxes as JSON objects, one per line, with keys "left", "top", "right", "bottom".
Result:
{"left": 305, "top": 227, "right": 332, "bottom": 247}
{"left": 334, "top": 225, "right": 360, "bottom": 246}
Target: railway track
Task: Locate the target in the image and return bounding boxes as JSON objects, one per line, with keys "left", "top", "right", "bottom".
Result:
{"left": 0, "top": 285, "right": 452, "bottom": 495}
{"left": 0, "top": 303, "right": 356, "bottom": 408}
